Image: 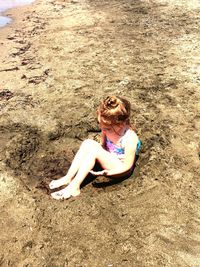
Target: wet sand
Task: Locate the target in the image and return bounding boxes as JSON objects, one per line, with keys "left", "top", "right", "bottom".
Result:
{"left": 0, "top": 0, "right": 35, "bottom": 27}
{"left": 0, "top": 0, "right": 200, "bottom": 266}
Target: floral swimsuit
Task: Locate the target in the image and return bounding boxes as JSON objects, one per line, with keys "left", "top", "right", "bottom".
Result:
{"left": 105, "top": 129, "right": 141, "bottom": 160}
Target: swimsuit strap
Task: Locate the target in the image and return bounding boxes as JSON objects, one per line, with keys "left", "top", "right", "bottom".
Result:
{"left": 136, "top": 139, "right": 142, "bottom": 155}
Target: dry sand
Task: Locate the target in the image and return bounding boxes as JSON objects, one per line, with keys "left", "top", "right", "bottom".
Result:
{"left": 0, "top": 0, "right": 200, "bottom": 266}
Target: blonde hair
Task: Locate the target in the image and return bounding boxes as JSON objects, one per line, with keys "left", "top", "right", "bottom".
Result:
{"left": 97, "top": 96, "right": 131, "bottom": 126}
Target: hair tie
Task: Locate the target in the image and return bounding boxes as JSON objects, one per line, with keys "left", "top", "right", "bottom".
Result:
{"left": 105, "top": 96, "right": 118, "bottom": 109}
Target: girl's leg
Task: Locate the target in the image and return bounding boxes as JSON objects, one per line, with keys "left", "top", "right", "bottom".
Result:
{"left": 51, "top": 152, "right": 95, "bottom": 199}
{"left": 51, "top": 139, "right": 123, "bottom": 199}
{"left": 49, "top": 140, "right": 93, "bottom": 189}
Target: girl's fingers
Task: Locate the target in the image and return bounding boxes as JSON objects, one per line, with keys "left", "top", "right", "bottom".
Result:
{"left": 90, "top": 170, "right": 99, "bottom": 175}
{"left": 90, "top": 170, "right": 105, "bottom": 176}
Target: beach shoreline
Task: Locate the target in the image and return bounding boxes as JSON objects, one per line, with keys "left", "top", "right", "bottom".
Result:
{"left": 0, "top": 0, "right": 36, "bottom": 28}
{"left": 0, "top": 0, "right": 38, "bottom": 66}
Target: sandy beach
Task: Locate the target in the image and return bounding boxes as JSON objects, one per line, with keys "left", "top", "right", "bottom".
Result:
{"left": 0, "top": 0, "right": 200, "bottom": 266}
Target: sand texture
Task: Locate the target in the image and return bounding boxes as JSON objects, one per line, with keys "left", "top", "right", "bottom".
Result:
{"left": 0, "top": 0, "right": 200, "bottom": 266}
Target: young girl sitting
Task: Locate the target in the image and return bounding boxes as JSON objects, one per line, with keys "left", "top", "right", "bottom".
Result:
{"left": 50, "top": 96, "right": 141, "bottom": 200}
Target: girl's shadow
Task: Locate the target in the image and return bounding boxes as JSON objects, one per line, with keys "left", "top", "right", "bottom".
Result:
{"left": 81, "top": 155, "right": 139, "bottom": 188}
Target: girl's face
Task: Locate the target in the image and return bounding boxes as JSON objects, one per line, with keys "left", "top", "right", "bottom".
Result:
{"left": 98, "top": 115, "right": 126, "bottom": 136}
{"left": 98, "top": 116, "right": 112, "bottom": 133}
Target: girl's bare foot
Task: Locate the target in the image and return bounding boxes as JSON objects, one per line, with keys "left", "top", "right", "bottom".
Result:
{"left": 51, "top": 185, "right": 80, "bottom": 200}
{"left": 49, "top": 176, "right": 71, "bottom": 190}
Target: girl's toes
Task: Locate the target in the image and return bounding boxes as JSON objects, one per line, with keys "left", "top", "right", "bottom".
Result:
{"left": 51, "top": 191, "right": 61, "bottom": 199}
{"left": 49, "top": 181, "right": 55, "bottom": 189}
{"left": 51, "top": 191, "right": 65, "bottom": 200}
{"left": 51, "top": 190, "right": 71, "bottom": 200}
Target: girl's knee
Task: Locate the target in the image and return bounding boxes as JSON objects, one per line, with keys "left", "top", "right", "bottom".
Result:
{"left": 81, "top": 139, "right": 100, "bottom": 150}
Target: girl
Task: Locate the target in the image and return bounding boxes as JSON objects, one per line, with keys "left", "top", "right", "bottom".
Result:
{"left": 50, "top": 96, "right": 141, "bottom": 200}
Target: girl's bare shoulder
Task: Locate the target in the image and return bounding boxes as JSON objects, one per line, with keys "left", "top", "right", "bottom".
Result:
{"left": 125, "top": 128, "right": 139, "bottom": 144}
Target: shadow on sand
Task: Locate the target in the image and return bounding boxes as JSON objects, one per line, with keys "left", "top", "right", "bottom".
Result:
{"left": 82, "top": 156, "right": 139, "bottom": 189}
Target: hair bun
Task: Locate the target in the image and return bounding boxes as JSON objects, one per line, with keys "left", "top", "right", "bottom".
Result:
{"left": 104, "top": 96, "right": 118, "bottom": 109}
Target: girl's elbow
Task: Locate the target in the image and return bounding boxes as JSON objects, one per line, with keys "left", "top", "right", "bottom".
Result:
{"left": 124, "top": 158, "right": 135, "bottom": 171}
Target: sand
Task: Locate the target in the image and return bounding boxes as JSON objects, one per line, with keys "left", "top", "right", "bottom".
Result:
{"left": 0, "top": 0, "right": 200, "bottom": 266}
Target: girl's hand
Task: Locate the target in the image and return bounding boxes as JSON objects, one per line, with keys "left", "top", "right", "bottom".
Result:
{"left": 90, "top": 170, "right": 108, "bottom": 176}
